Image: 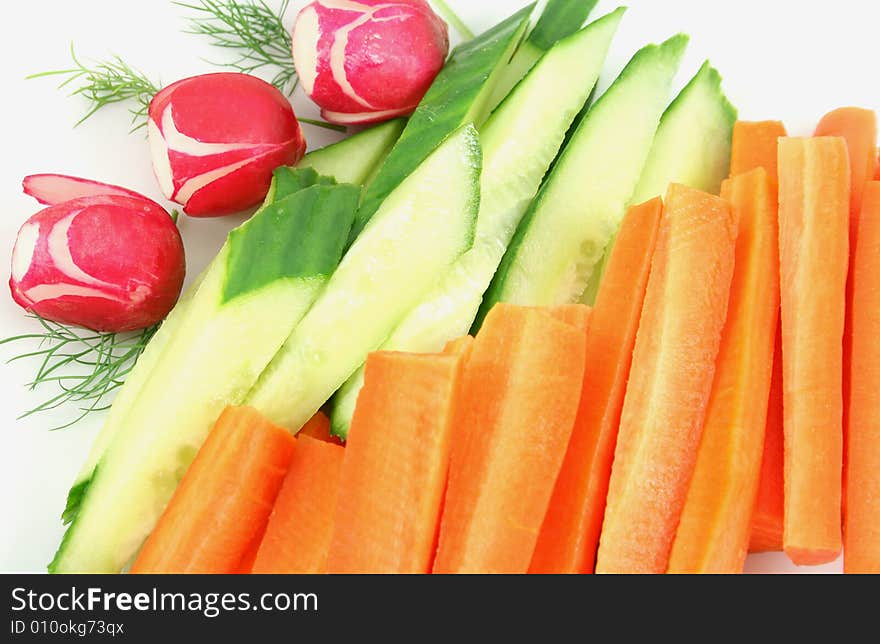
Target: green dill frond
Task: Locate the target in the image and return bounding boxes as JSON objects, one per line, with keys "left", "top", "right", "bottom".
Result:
{"left": 27, "top": 43, "right": 160, "bottom": 131}
{"left": 175, "top": 0, "right": 298, "bottom": 94}
{"left": 0, "top": 315, "right": 157, "bottom": 430}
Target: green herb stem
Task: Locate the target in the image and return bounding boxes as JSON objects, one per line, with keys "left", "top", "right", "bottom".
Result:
{"left": 432, "top": 0, "right": 474, "bottom": 41}
{"left": 0, "top": 315, "right": 157, "bottom": 430}
{"left": 27, "top": 43, "right": 159, "bottom": 131}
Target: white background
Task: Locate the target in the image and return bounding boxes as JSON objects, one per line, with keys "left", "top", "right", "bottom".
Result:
{"left": 1, "top": 0, "right": 877, "bottom": 573}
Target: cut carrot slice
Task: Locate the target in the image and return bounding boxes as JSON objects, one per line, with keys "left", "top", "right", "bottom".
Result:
{"left": 595, "top": 184, "right": 737, "bottom": 574}
{"left": 443, "top": 335, "right": 474, "bottom": 357}
{"left": 815, "top": 108, "right": 877, "bottom": 219}
{"left": 729, "top": 119, "right": 789, "bottom": 553}
{"left": 251, "top": 435, "right": 344, "bottom": 574}
{"left": 749, "top": 327, "right": 785, "bottom": 552}
{"left": 131, "top": 406, "right": 296, "bottom": 574}
{"left": 844, "top": 181, "right": 880, "bottom": 573}
{"left": 668, "top": 169, "right": 779, "bottom": 573}
{"left": 298, "top": 411, "right": 343, "bottom": 446}
{"left": 544, "top": 303, "right": 592, "bottom": 330}
{"left": 433, "top": 304, "right": 586, "bottom": 574}
{"left": 730, "top": 121, "right": 787, "bottom": 186}
{"left": 530, "top": 198, "right": 662, "bottom": 574}
{"left": 815, "top": 108, "right": 878, "bottom": 513}
{"left": 325, "top": 351, "right": 465, "bottom": 574}
{"left": 778, "top": 137, "right": 849, "bottom": 566}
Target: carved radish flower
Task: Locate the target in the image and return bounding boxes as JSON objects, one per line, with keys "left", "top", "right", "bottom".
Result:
{"left": 293, "top": 0, "right": 449, "bottom": 125}
{"left": 148, "top": 73, "right": 307, "bottom": 217}
{"left": 10, "top": 175, "right": 185, "bottom": 332}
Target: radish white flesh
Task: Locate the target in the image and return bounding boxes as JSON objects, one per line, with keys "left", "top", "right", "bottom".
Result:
{"left": 292, "top": 0, "right": 449, "bottom": 125}
{"left": 147, "top": 73, "right": 306, "bottom": 217}
{"left": 9, "top": 194, "right": 185, "bottom": 332}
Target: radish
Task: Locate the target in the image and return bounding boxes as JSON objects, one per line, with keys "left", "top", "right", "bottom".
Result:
{"left": 147, "top": 72, "right": 306, "bottom": 217}
{"left": 10, "top": 176, "right": 185, "bottom": 332}
{"left": 292, "top": 0, "right": 449, "bottom": 125}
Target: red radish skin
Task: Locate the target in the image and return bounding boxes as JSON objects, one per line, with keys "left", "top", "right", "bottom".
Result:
{"left": 148, "top": 73, "right": 306, "bottom": 217}
{"left": 293, "top": 1, "right": 449, "bottom": 125}
{"left": 9, "top": 195, "right": 185, "bottom": 332}
{"left": 23, "top": 174, "right": 162, "bottom": 209}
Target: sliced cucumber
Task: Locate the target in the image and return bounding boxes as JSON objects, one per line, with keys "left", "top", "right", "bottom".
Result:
{"left": 476, "top": 34, "right": 688, "bottom": 325}
{"left": 488, "top": 0, "right": 599, "bottom": 112}
{"left": 630, "top": 61, "right": 737, "bottom": 203}
{"left": 246, "top": 125, "right": 482, "bottom": 431}
{"left": 581, "top": 61, "right": 736, "bottom": 304}
{"left": 50, "top": 176, "right": 358, "bottom": 573}
{"left": 329, "top": 9, "right": 625, "bottom": 438}
{"left": 350, "top": 4, "right": 532, "bottom": 242}
{"left": 298, "top": 119, "right": 406, "bottom": 185}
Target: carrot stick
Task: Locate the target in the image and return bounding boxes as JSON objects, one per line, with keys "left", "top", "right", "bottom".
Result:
{"left": 433, "top": 304, "right": 586, "bottom": 574}
{"left": 730, "top": 121, "right": 788, "bottom": 186}
{"left": 749, "top": 328, "right": 785, "bottom": 552}
{"left": 595, "top": 184, "right": 737, "bottom": 574}
{"left": 667, "top": 169, "right": 779, "bottom": 573}
{"left": 299, "top": 411, "right": 343, "bottom": 446}
{"left": 131, "top": 406, "right": 296, "bottom": 574}
{"left": 442, "top": 335, "right": 474, "bottom": 357}
{"left": 815, "top": 108, "right": 877, "bottom": 219}
{"left": 545, "top": 304, "right": 592, "bottom": 330}
{"left": 325, "top": 351, "right": 465, "bottom": 574}
{"left": 250, "top": 435, "right": 344, "bottom": 574}
{"left": 815, "top": 108, "right": 878, "bottom": 514}
{"left": 530, "top": 198, "right": 662, "bottom": 574}
{"left": 778, "top": 137, "right": 849, "bottom": 566}
{"left": 844, "top": 181, "right": 880, "bottom": 573}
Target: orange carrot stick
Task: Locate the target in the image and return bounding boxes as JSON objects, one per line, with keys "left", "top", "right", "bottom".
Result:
{"left": 778, "top": 137, "right": 849, "bottom": 566}
{"left": 595, "top": 184, "right": 737, "bottom": 574}
{"left": 844, "top": 181, "right": 880, "bottom": 573}
{"left": 433, "top": 304, "right": 586, "bottom": 574}
{"left": 131, "top": 406, "right": 296, "bottom": 574}
{"left": 251, "top": 435, "right": 344, "bottom": 574}
{"left": 730, "top": 121, "right": 788, "bottom": 186}
{"left": 530, "top": 198, "right": 662, "bottom": 574}
{"left": 667, "top": 169, "right": 779, "bottom": 573}
{"left": 299, "top": 411, "right": 343, "bottom": 446}
{"left": 749, "top": 328, "right": 785, "bottom": 552}
{"left": 728, "top": 119, "right": 788, "bottom": 554}
{"left": 443, "top": 335, "right": 474, "bottom": 357}
{"left": 815, "top": 108, "right": 878, "bottom": 513}
{"left": 544, "top": 304, "right": 592, "bottom": 330}
{"left": 326, "top": 351, "right": 465, "bottom": 574}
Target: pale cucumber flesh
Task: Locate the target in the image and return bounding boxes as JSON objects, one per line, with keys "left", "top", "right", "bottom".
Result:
{"left": 477, "top": 35, "right": 688, "bottom": 324}
{"left": 245, "top": 125, "right": 482, "bottom": 432}
{"left": 582, "top": 61, "right": 736, "bottom": 304}
{"left": 298, "top": 119, "right": 406, "bottom": 185}
{"left": 329, "top": 10, "right": 625, "bottom": 437}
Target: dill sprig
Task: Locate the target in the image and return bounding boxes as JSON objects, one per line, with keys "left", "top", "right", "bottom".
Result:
{"left": 0, "top": 315, "right": 157, "bottom": 430}
{"left": 27, "top": 44, "right": 160, "bottom": 131}
{"left": 176, "top": 0, "right": 297, "bottom": 94}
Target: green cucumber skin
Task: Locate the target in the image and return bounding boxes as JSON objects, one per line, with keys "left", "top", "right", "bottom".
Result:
{"left": 298, "top": 119, "right": 406, "bottom": 186}
{"left": 245, "top": 125, "right": 482, "bottom": 433}
{"left": 581, "top": 62, "right": 737, "bottom": 305}
{"left": 475, "top": 34, "right": 689, "bottom": 329}
{"left": 329, "top": 9, "right": 625, "bottom": 438}
{"left": 50, "top": 181, "right": 357, "bottom": 574}
{"left": 349, "top": 4, "right": 534, "bottom": 243}
{"left": 488, "top": 0, "right": 600, "bottom": 113}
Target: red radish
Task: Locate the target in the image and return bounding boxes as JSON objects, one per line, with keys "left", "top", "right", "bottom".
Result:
{"left": 292, "top": 0, "right": 449, "bottom": 125}
{"left": 23, "top": 174, "right": 162, "bottom": 209}
{"left": 10, "top": 178, "right": 185, "bottom": 332}
{"left": 147, "top": 73, "right": 306, "bottom": 217}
